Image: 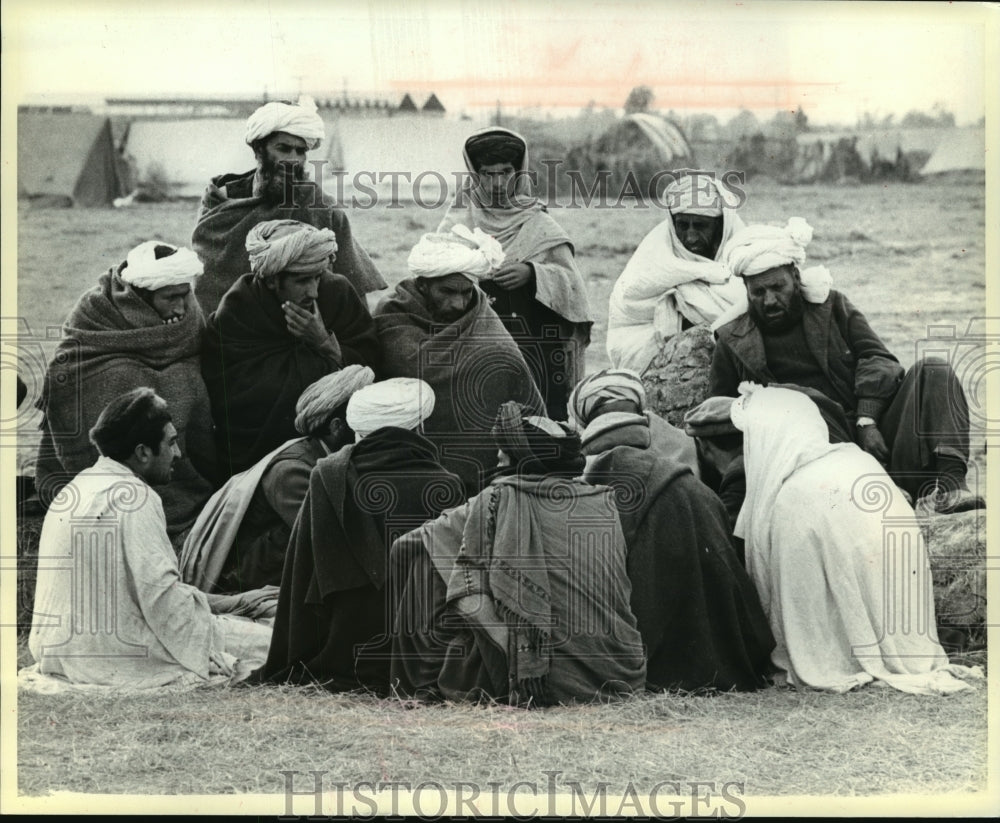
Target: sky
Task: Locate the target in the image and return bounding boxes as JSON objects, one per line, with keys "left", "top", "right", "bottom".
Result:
{"left": 1, "top": 0, "right": 994, "bottom": 126}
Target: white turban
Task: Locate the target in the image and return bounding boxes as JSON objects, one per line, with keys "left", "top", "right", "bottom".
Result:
{"left": 245, "top": 95, "right": 325, "bottom": 150}
{"left": 346, "top": 378, "right": 436, "bottom": 440}
{"left": 725, "top": 218, "right": 832, "bottom": 303}
{"left": 568, "top": 368, "right": 646, "bottom": 429}
{"left": 294, "top": 365, "right": 376, "bottom": 435}
{"left": 407, "top": 225, "right": 505, "bottom": 281}
{"left": 246, "top": 219, "right": 338, "bottom": 279}
{"left": 120, "top": 241, "right": 203, "bottom": 291}
{"left": 665, "top": 175, "right": 739, "bottom": 217}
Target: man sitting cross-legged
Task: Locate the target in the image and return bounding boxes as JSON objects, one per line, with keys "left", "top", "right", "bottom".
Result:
{"left": 202, "top": 218, "right": 381, "bottom": 477}
{"left": 180, "top": 365, "right": 376, "bottom": 595}
{"left": 28, "top": 389, "right": 274, "bottom": 688}
{"left": 569, "top": 369, "right": 774, "bottom": 692}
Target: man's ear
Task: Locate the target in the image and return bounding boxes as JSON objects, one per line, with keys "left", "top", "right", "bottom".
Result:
{"left": 263, "top": 276, "right": 279, "bottom": 293}
{"left": 789, "top": 264, "right": 802, "bottom": 285}
{"left": 133, "top": 442, "right": 152, "bottom": 465}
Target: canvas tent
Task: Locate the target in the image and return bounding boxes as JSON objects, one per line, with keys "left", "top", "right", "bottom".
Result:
{"left": 124, "top": 118, "right": 254, "bottom": 198}
{"left": 921, "top": 127, "right": 985, "bottom": 175}
{"left": 319, "top": 114, "right": 475, "bottom": 204}
{"left": 18, "top": 113, "right": 131, "bottom": 206}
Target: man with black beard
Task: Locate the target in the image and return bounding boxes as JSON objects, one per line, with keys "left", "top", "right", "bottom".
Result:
{"left": 710, "top": 222, "right": 983, "bottom": 514}
{"left": 191, "top": 96, "right": 385, "bottom": 314}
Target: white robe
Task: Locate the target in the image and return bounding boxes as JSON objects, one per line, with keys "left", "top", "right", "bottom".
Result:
{"left": 28, "top": 457, "right": 270, "bottom": 687}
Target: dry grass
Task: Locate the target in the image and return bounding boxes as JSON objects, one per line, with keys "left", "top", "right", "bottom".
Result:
{"left": 16, "top": 679, "right": 989, "bottom": 798}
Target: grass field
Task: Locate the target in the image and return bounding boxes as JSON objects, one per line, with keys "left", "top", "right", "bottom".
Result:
{"left": 10, "top": 175, "right": 993, "bottom": 809}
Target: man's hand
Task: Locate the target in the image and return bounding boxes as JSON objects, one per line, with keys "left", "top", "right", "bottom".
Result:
{"left": 232, "top": 585, "right": 280, "bottom": 619}
{"left": 283, "top": 301, "right": 342, "bottom": 361}
{"left": 491, "top": 262, "right": 534, "bottom": 290}
{"left": 209, "top": 650, "right": 234, "bottom": 677}
{"left": 857, "top": 424, "right": 889, "bottom": 465}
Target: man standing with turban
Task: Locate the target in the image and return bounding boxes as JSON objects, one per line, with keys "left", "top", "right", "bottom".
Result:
{"left": 607, "top": 174, "right": 747, "bottom": 373}
{"left": 192, "top": 96, "right": 385, "bottom": 314}
{"left": 34, "top": 240, "right": 218, "bottom": 545}
{"left": 569, "top": 370, "right": 773, "bottom": 692}
{"left": 180, "top": 365, "right": 375, "bottom": 595}
{"left": 203, "top": 219, "right": 380, "bottom": 477}
{"left": 254, "top": 378, "right": 466, "bottom": 692}
{"left": 373, "top": 227, "right": 545, "bottom": 494}
{"left": 390, "top": 401, "right": 647, "bottom": 706}
{"left": 438, "top": 127, "right": 593, "bottom": 421}
{"left": 711, "top": 219, "right": 983, "bottom": 513}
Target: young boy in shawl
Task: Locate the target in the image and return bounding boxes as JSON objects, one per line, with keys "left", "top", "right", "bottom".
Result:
{"left": 390, "top": 401, "right": 646, "bottom": 707}
{"left": 569, "top": 370, "right": 773, "bottom": 692}
{"left": 438, "top": 127, "right": 592, "bottom": 421}
{"left": 202, "top": 219, "right": 381, "bottom": 477}
{"left": 252, "top": 378, "right": 466, "bottom": 693}
{"left": 28, "top": 389, "right": 274, "bottom": 689}
{"left": 607, "top": 174, "right": 748, "bottom": 374}
{"left": 731, "top": 385, "right": 982, "bottom": 695}
{"left": 373, "top": 228, "right": 545, "bottom": 494}
{"left": 712, "top": 218, "right": 983, "bottom": 514}
{"left": 191, "top": 96, "right": 385, "bottom": 314}
{"left": 179, "top": 365, "right": 375, "bottom": 594}
{"left": 34, "top": 240, "right": 218, "bottom": 544}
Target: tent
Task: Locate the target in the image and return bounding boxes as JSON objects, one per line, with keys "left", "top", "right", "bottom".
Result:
{"left": 921, "top": 128, "right": 986, "bottom": 175}
{"left": 123, "top": 118, "right": 252, "bottom": 198}
{"left": 320, "top": 114, "right": 475, "bottom": 205}
{"left": 18, "top": 113, "right": 131, "bottom": 206}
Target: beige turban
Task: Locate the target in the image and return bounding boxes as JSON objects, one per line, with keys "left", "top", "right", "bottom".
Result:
{"left": 246, "top": 219, "right": 338, "bottom": 279}
{"left": 294, "top": 365, "right": 376, "bottom": 435}
{"left": 724, "top": 217, "right": 813, "bottom": 278}
{"left": 245, "top": 95, "right": 325, "bottom": 150}
{"left": 665, "top": 175, "right": 738, "bottom": 217}
{"left": 568, "top": 368, "right": 646, "bottom": 429}
{"left": 120, "top": 241, "right": 203, "bottom": 291}
{"left": 407, "top": 225, "right": 505, "bottom": 281}
{"left": 346, "top": 378, "right": 436, "bottom": 440}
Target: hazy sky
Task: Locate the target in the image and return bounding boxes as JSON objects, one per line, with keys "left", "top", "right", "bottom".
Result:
{"left": 2, "top": 0, "right": 993, "bottom": 125}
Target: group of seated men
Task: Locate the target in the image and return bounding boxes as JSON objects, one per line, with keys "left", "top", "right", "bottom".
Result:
{"left": 26, "top": 96, "right": 983, "bottom": 702}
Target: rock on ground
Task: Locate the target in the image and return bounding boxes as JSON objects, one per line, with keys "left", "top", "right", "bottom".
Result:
{"left": 641, "top": 325, "right": 716, "bottom": 427}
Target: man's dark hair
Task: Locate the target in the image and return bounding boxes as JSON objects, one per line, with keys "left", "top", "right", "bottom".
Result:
{"left": 89, "top": 387, "right": 172, "bottom": 462}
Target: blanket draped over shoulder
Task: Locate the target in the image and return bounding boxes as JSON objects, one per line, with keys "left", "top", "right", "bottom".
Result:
{"left": 34, "top": 267, "right": 217, "bottom": 540}
{"left": 191, "top": 171, "right": 386, "bottom": 313}
{"left": 390, "top": 475, "right": 647, "bottom": 706}
{"left": 251, "top": 428, "right": 466, "bottom": 692}
{"left": 202, "top": 271, "right": 380, "bottom": 477}
{"left": 373, "top": 280, "right": 545, "bottom": 493}
{"left": 607, "top": 208, "right": 747, "bottom": 373}
{"left": 582, "top": 413, "right": 774, "bottom": 691}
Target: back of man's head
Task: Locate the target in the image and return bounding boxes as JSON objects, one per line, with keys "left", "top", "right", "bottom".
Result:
{"left": 89, "top": 387, "right": 172, "bottom": 462}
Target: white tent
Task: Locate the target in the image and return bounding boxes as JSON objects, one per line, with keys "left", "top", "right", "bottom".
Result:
{"left": 920, "top": 128, "right": 985, "bottom": 175}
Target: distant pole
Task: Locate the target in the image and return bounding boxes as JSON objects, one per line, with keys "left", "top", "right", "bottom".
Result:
{"left": 495, "top": 99, "right": 501, "bottom": 126}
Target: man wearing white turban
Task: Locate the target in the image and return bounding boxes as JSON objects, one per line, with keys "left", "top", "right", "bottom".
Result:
{"left": 192, "top": 95, "right": 385, "bottom": 314}
{"left": 202, "top": 220, "right": 381, "bottom": 477}
{"left": 373, "top": 232, "right": 546, "bottom": 494}
{"left": 253, "top": 375, "right": 466, "bottom": 692}
{"left": 180, "top": 365, "right": 375, "bottom": 595}
{"left": 35, "top": 241, "right": 218, "bottom": 545}
{"left": 711, "top": 220, "right": 983, "bottom": 514}
{"left": 607, "top": 174, "right": 748, "bottom": 374}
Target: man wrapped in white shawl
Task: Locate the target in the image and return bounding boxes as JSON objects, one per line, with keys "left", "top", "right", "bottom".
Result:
{"left": 731, "top": 384, "right": 982, "bottom": 695}
{"left": 607, "top": 175, "right": 746, "bottom": 373}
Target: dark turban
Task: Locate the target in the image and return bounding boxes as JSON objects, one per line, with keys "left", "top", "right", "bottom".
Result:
{"left": 491, "top": 401, "right": 585, "bottom": 478}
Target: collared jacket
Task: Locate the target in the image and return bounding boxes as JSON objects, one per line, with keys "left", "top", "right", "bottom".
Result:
{"left": 710, "top": 290, "right": 904, "bottom": 420}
